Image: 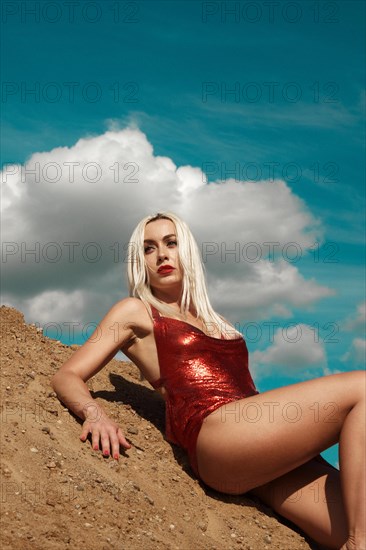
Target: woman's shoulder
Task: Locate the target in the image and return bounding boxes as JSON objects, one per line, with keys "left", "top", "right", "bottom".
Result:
{"left": 111, "top": 297, "right": 148, "bottom": 316}
{"left": 108, "top": 297, "right": 151, "bottom": 328}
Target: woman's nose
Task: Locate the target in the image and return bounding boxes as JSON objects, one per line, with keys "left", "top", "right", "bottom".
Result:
{"left": 157, "top": 248, "right": 168, "bottom": 261}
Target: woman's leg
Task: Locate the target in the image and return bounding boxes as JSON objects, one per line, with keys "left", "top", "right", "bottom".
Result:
{"left": 196, "top": 371, "right": 365, "bottom": 548}
{"left": 338, "top": 388, "right": 366, "bottom": 550}
{"left": 250, "top": 456, "right": 347, "bottom": 549}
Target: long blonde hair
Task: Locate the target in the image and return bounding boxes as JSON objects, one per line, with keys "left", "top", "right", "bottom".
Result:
{"left": 126, "top": 212, "right": 240, "bottom": 338}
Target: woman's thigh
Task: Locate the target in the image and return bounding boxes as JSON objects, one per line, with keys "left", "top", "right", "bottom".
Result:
{"left": 195, "top": 371, "right": 364, "bottom": 493}
{"left": 250, "top": 457, "right": 347, "bottom": 549}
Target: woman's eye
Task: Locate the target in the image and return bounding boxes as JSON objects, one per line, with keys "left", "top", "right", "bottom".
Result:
{"left": 144, "top": 241, "right": 177, "bottom": 253}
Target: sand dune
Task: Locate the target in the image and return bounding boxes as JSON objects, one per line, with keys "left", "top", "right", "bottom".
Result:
{"left": 1, "top": 305, "right": 317, "bottom": 549}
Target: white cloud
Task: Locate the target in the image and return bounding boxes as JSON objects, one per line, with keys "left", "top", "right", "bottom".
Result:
{"left": 251, "top": 324, "right": 327, "bottom": 378}
{"left": 176, "top": 165, "right": 204, "bottom": 193}
{"left": 341, "top": 338, "right": 366, "bottom": 366}
{"left": 26, "top": 290, "right": 86, "bottom": 325}
{"left": 2, "top": 290, "right": 86, "bottom": 325}
{"left": 342, "top": 302, "right": 366, "bottom": 333}
{"left": 208, "top": 259, "right": 333, "bottom": 322}
{"left": 2, "top": 125, "right": 333, "bottom": 326}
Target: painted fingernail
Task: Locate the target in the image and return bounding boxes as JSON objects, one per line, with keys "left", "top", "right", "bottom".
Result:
{"left": 103, "top": 450, "right": 109, "bottom": 456}
{"left": 114, "top": 454, "right": 119, "bottom": 460}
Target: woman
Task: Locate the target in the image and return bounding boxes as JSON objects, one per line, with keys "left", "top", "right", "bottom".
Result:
{"left": 51, "top": 212, "right": 365, "bottom": 550}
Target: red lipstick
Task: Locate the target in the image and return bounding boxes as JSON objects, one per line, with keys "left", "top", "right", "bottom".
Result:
{"left": 158, "top": 265, "right": 175, "bottom": 274}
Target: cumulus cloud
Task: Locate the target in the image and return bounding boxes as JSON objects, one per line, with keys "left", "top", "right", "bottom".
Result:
{"left": 251, "top": 324, "right": 327, "bottom": 378}
{"left": 2, "top": 125, "right": 333, "bottom": 327}
{"left": 26, "top": 290, "right": 86, "bottom": 325}
{"left": 207, "top": 259, "right": 333, "bottom": 322}
{"left": 338, "top": 302, "right": 366, "bottom": 367}
{"left": 341, "top": 338, "right": 366, "bottom": 366}
{"left": 342, "top": 302, "right": 366, "bottom": 333}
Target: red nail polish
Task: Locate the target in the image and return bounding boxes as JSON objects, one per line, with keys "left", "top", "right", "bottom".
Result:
{"left": 114, "top": 454, "right": 119, "bottom": 460}
{"left": 103, "top": 450, "right": 109, "bottom": 456}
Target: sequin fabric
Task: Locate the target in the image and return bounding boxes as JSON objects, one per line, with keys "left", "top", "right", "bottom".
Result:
{"left": 149, "top": 305, "right": 259, "bottom": 478}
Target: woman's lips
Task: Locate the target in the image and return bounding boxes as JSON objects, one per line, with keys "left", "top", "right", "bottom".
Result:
{"left": 158, "top": 266, "right": 175, "bottom": 274}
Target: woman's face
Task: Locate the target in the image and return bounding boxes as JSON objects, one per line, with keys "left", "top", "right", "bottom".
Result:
{"left": 143, "top": 218, "right": 183, "bottom": 296}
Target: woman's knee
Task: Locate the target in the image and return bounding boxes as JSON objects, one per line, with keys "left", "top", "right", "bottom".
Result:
{"left": 342, "top": 370, "right": 366, "bottom": 401}
{"left": 327, "top": 370, "right": 365, "bottom": 406}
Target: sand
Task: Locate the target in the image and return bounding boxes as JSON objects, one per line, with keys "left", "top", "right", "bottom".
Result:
{"left": 1, "top": 305, "right": 319, "bottom": 549}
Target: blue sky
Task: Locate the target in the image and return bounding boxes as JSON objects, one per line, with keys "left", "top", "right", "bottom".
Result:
{"left": 2, "top": 0, "right": 365, "bottom": 467}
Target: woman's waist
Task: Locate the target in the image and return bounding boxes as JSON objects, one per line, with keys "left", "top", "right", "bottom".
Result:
{"left": 165, "top": 374, "right": 257, "bottom": 399}
{"left": 166, "top": 389, "right": 259, "bottom": 450}
{"left": 168, "top": 387, "right": 259, "bottom": 424}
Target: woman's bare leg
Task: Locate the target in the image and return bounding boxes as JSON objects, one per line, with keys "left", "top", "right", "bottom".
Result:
{"left": 338, "top": 383, "right": 366, "bottom": 550}
{"left": 195, "top": 371, "right": 365, "bottom": 548}
{"left": 250, "top": 457, "right": 347, "bottom": 549}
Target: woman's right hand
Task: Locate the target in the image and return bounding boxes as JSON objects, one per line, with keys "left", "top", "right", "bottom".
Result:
{"left": 51, "top": 299, "right": 144, "bottom": 459}
{"left": 79, "top": 405, "right": 132, "bottom": 460}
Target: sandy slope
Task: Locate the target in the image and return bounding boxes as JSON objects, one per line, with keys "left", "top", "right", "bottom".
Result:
{"left": 0, "top": 305, "right": 318, "bottom": 550}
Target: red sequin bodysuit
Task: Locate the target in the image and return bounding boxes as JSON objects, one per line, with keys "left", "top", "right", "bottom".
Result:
{"left": 148, "top": 305, "right": 259, "bottom": 478}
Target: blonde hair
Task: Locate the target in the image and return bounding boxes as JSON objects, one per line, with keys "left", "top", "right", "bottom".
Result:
{"left": 126, "top": 212, "right": 240, "bottom": 339}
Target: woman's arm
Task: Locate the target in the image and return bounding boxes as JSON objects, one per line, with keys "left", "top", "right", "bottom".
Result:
{"left": 51, "top": 297, "right": 143, "bottom": 458}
